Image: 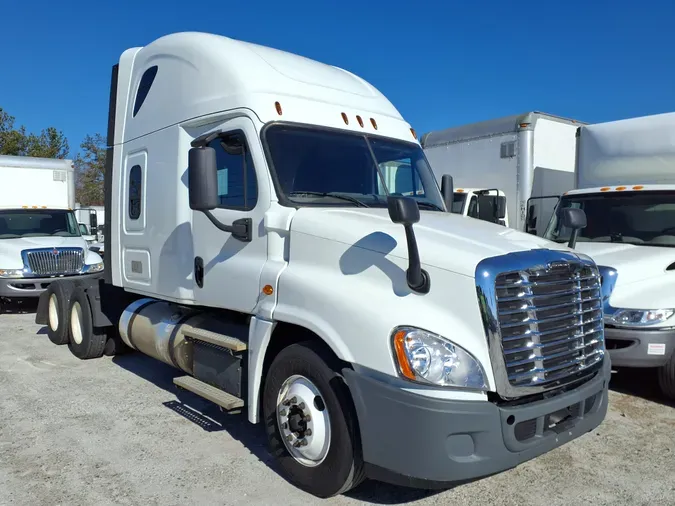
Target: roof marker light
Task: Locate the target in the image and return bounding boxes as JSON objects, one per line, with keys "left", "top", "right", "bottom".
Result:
{"left": 274, "top": 101, "right": 283, "bottom": 115}
{"left": 633, "top": 185, "right": 644, "bottom": 190}
{"left": 356, "top": 115, "right": 364, "bottom": 127}
{"left": 410, "top": 128, "right": 417, "bottom": 139}
{"left": 341, "top": 113, "right": 349, "bottom": 125}
{"left": 600, "top": 187, "right": 610, "bottom": 192}
{"left": 370, "top": 118, "right": 378, "bottom": 130}
{"left": 616, "top": 186, "right": 627, "bottom": 191}
{"left": 456, "top": 189, "right": 465, "bottom": 193}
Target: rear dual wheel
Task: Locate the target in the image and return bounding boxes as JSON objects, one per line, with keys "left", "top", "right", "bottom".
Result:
{"left": 262, "top": 342, "right": 364, "bottom": 498}
{"left": 67, "top": 288, "right": 107, "bottom": 360}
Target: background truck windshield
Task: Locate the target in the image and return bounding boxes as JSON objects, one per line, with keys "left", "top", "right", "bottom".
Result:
{"left": 264, "top": 125, "right": 445, "bottom": 210}
{"left": 0, "top": 209, "right": 81, "bottom": 239}
{"left": 545, "top": 191, "right": 675, "bottom": 247}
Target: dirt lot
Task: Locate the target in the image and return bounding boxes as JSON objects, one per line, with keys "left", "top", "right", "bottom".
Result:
{"left": 1, "top": 301, "right": 674, "bottom": 506}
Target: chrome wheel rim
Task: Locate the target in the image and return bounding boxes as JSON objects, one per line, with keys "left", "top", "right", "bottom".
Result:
{"left": 276, "top": 375, "right": 331, "bottom": 467}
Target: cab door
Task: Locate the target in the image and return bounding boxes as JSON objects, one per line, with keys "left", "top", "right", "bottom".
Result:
{"left": 191, "top": 116, "right": 270, "bottom": 312}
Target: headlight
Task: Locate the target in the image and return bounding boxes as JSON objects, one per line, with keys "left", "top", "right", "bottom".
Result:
{"left": 608, "top": 309, "right": 675, "bottom": 327}
{"left": 392, "top": 327, "right": 487, "bottom": 389}
{"left": 0, "top": 269, "right": 26, "bottom": 279}
{"left": 85, "top": 262, "right": 104, "bottom": 273}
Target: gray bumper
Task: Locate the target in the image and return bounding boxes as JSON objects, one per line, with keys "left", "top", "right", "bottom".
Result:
{"left": 343, "top": 358, "right": 610, "bottom": 488}
{"left": 0, "top": 273, "right": 102, "bottom": 298}
{"left": 606, "top": 326, "right": 675, "bottom": 368}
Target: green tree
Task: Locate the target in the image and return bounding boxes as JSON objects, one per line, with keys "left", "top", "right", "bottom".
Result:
{"left": 74, "top": 133, "right": 106, "bottom": 206}
{"left": 0, "top": 107, "right": 69, "bottom": 158}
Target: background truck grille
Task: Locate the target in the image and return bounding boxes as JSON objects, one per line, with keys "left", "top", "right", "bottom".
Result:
{"left": 495, "top": 262, "right": 604, "bottom": 387}
{"left": 24, "top": 248, "right": 84, "bottom": 276}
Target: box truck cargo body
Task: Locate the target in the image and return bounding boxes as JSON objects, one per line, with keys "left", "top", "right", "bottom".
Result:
{"left": 422, "top": 112, "right": 583, "bottom": 234}
{"left": 0, "top": 155, "right": 103, "bottom": 299}
{"left": 543, "top": 111, "right": 675, "bottom": 399}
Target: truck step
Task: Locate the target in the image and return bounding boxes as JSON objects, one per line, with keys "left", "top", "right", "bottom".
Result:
{"left": 181, "top": 325, "right": 247, "bottom": 352}
{"left": 173, "top": 376, "right": 244, "bottom": 410}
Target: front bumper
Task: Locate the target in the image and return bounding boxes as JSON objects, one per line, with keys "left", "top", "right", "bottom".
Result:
{"left": 343, "top": 358, "right": 610, "bottom": 488}
{"left": 0, "top": 272, "right": 103, "bottom": 298}
{"left": 605, "top": 326, "right": 675, "bottom": 368}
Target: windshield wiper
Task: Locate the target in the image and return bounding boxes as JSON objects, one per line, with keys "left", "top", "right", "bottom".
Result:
{"left": 287, "top": 191, "right": 370, "bottom": 208}
{"left": 416, "top": 201, "right": 444, "bottom": 212}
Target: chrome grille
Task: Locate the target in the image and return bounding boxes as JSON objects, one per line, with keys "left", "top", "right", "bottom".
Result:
{"left": 495, "top": 262, "right": 604, "bottom": 387}
{"left": 476, "top": 250, "right": 606, "bottom": 398}
{"left": 23, "top": 248, "right": 84, "bottom": 276}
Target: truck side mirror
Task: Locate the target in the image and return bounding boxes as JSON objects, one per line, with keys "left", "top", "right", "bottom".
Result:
{"left": 188, "top": 146, "right": 219, "bottom": 211}
{"left": 91, "top": 213, "right": 98, "bottom": 229}
{"left": 496, "top": 196, "right": 506, "bottom": 220}
{"left": 559, "top": 207, "right": 587, "bottom": 249}
{"left": 387, "top": 196, "right": 430, "bottom": 294}
{"left": 440, "top": 174, "right": 454, "bottom": 211}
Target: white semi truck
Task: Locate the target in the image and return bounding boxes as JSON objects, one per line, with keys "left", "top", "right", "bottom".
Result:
{"left": 543, "top": 111, "right": 675, "bottom": 399}
{"left": 37, "top": 32, "right": 609, "bottom": 497}
{"left": 422, "top": 112, "right": 583, "bottom": 234}
{"left": 0, "top": 155, "right": 103, "bottom": 304}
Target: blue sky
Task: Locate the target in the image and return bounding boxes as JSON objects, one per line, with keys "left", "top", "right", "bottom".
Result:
{"left": 2, "top": 0, "right": 674, "bottom": 156}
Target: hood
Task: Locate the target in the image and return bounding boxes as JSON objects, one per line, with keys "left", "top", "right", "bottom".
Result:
{"left": 574, "top": 242, "right": 675, "bottom": 286}
{"left": 0, "top": 236, "right": 89, "bottom": 269}
{"left": 290, "top": 208, "right": 569, "bottom": 277}
{"left": 575, "top": 242, "right": 675, "bottom": 310}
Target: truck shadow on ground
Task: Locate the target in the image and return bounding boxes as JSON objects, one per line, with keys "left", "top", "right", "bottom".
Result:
{"left": 609, "top": 368, "right": 675, "bottom": 408}
{"left": 111, "top": 352, "right": 447, "bottom": 504}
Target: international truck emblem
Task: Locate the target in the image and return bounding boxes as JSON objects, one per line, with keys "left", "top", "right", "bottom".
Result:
{"left": 52, "top": 248, "right": 59, "bottom": 256}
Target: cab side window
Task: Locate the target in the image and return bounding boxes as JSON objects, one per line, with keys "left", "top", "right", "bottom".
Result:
{"left": 208, "top": 133, "right": 258, "bottom": 211}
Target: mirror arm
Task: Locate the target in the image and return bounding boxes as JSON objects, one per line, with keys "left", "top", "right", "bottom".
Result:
{"left": 402, "top": 224, "right": 430, "bottom": 294}
{"left": 202, "top": 210, "right": 252, "bottom": 242}
{"left": 567, "top": 228, "right": 579, "bottom": 249}
{"left": 191, "top": 130, "right": 225, "bottom": 148}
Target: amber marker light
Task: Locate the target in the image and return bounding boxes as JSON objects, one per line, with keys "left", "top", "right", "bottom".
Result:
{"left": 393, "top": 330, "right": 416, "bottom": 380}
{"left": 356, "top": 115, "right": 364, "bottom": 127}
{"left": 262, "top": 284, "right": 274, "bottom": 295}
{"left": 370, "top": 118, "right": 378, "bottom": 130}
{"left": 341, "top": 112, "right": 349, "bottom": 125}
{"left": 410, "top": 128, "right": 417, "bottom": 139}
{"left": 600, "top": 187, "right": 610, "bottom": 192}
{"left": 616, "top": 186, "right": 627, "bottom": 191}
{"left": 633, "top": 185, "right": 644, "bottom": 190}
{"left": 274, "top": 101, "right": 283, "bottom": 115}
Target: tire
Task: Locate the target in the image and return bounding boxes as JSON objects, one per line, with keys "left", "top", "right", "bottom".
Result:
{"left": 262, "top": 342, "right": 365, "bottom": 498}
{"left": 46, "top": 282, "right": 74, "bottom": 345}
{"left": 67, "top": 288, "right": 107, "bottom": 360}
{"left": 103, "top": 327, "right": 131, "bottom": 356}
{"left": 657, "top": 353, "right": 675, "bottom": 400}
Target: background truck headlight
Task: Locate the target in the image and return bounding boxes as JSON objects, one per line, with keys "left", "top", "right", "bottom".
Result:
{"left": 392, "top": 327, "right": 487, "bottom": 389}
{"left": 608, "top": 309, "right": 675, "bottom": 327}
{"left": 84, "top": 262, "right": 104, "bottom": 273}
{"left": 0, "top": 269, "right": 26, "bottom": 279}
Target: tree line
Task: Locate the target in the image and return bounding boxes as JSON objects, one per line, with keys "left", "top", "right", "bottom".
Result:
{"left": 0, "top": 107, "right": 105, "bottom": 206}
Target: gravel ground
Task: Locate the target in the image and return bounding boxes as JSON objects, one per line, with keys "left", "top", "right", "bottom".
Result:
{"left": 1, "top": 301, "right": 674, "bottom": 506}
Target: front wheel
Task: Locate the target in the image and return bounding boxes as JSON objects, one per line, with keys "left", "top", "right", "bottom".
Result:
{"left": 262, "top": 342, "right": 364, "bottom": 498}
{"left": 657, "top": 353, "right": 675, "bottom": 400}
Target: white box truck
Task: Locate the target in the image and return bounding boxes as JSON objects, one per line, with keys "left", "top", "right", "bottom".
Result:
{"left": 0, "top": 155, "right": 103, "bottom": 303}
{"left": 542, "top": 111, "right": 675, "bottom": 399}
{"left": 422, "top": 112, "right": 583, "bottom": 234}
{"left": 36, "top": 32, "right": 609, "bottom": 497}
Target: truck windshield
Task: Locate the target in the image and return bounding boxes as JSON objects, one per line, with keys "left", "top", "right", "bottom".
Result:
{"left": 0, "top": 209, "right": 81, "bottom": 239}
{"left": 544, "top": 190, "right": 675, "bottom": 247}
{"left": 264, "top": 125, "right": 444, "bottom": 210}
